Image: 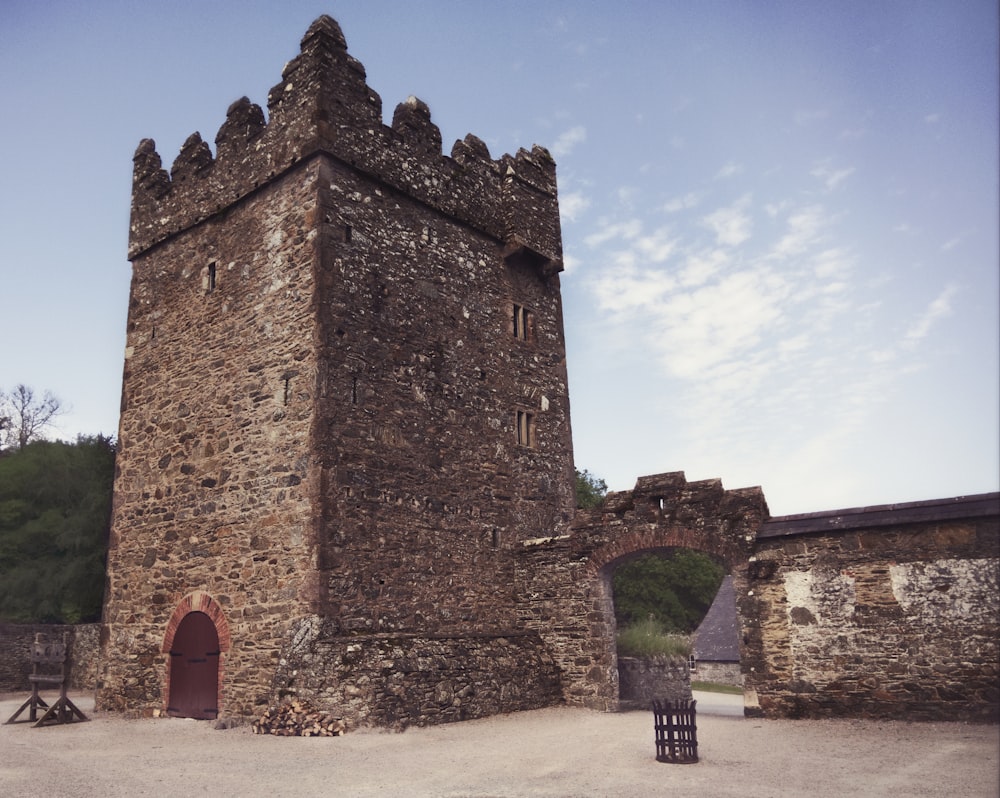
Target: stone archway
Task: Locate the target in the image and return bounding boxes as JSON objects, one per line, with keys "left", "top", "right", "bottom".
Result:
{"left": 162, "top": 592, "right": 231, "bottom": 719}
{"left": 516, "top": 473, "right": 767, "bottom": 712}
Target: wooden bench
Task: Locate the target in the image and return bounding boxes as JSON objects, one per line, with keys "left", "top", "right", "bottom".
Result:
{"left": 4, "top": 631, "right": 89, "bottom": 727}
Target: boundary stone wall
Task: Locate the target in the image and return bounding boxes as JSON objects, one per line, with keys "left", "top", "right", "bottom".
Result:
{"left": 617, "top": 656, "right": 691, "bottom": 710}
{"left": 743, "top": 494, "right": 999, "bottom": 722}
{"left": 0, "top": 624, "right": 99, "bottom": 692}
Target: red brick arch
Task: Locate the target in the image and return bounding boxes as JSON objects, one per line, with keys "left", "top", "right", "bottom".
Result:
{"left": 161, "top": 592, "right": 231, "bottom": 718}
{"left": 587, "top": 525, "right": 749, "bottom": 577}
{"left": 162, "top": 591, "right": 231, "bottom": 654}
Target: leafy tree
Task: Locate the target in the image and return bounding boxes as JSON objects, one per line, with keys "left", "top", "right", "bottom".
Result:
{"left": 0, "top": 435, "right": 114, "bottom": 622}
{"left": 575, "top": 468, "right": 607, "bottom": 509}
{"left": 612, "top": 550, "right": 725, "bottom": 633}
{"left": 0, "top": 384, "right": 63, "bottom": 451}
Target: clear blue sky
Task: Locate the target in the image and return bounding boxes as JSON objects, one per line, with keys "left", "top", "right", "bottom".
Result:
{"left": 1, "top": 1, "right": 996, "bottom": 515}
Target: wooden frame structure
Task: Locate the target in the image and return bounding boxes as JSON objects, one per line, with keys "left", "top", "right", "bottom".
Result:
{"left": 4, "top": 632, "right": 89, "bottom": 727}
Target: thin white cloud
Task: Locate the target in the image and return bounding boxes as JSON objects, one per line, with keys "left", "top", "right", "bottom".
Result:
{"left": 769, "top": 205, "right": 826, "bottom": 259}
{"left": 615, "top": 185, "right": 639, "bottom": 207}
{"left": 811, "top": 160, "right": 856, "bottom": 192}
{"left": 559, "top": 191, "right": 591, "bottom": 223}
{"left": 678, "top": 248, "right": 728, "bottom": 287}
{"left": 634, "top": 227, "right": 678, "bottom": 263}
{"left": 561, "top": 252, "right": 581, "bottom": 275}
{"left": 589, "top": 264, "right": 676, "bottom": 315}
{"left": 941, "top": 231, "right": 972, "bottom": 251}
{"left": 904, "top": 284, "right": 957, "bottom": 345}
{"left": 551, "top": 125, "right": 587, "bottom": 157}
{"left": 663, "top": 192, "right": 703, "bottom": 213}
{"left": 583, "top": 218, "right": 642, "bottom": 247}
{"left": 715, "top": 161, "right": 743, "bottom": 179}
{"left": 701, "top": 195, "right": 753, "bottom": 247}
{"left": 812, "top": 247, "right": 854, "bottom": 280}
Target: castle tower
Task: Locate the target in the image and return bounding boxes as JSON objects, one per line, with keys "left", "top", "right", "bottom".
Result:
{"left": 98, "top": 16, "right": 575, "bottom": 726}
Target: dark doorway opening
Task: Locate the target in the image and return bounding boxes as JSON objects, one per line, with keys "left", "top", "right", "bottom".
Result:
{"left": 167, "top": 611, "right": 220, "bottom": 719}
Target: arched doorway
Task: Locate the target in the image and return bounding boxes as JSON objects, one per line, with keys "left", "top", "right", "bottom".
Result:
{"left": 166, "top": 611, "right": 220, "bottom": 719}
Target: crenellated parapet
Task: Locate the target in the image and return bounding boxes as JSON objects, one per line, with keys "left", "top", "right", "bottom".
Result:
{"left": 128, "top": 15, "right": 563, "bottom": 267}
{"left": 579, "top": 472, "right": 769, "bottom": 568}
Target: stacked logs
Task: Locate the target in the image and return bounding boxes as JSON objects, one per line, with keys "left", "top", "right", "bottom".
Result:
{"left": 251, "top": 699, "right": 347, "bottom": 736}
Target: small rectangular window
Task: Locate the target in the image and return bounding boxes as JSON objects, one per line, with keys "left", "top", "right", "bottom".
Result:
{"left": 516, "top": 410, "right": 535, "bottom": 447}
{"left": 204, "top": 262, "right": 217, "bottom": 293}
{"left": 512, "top": 303, "right": 534, "bottom": 341}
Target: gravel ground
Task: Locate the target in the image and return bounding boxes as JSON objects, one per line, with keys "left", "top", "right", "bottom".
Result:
{"left": 2, "top": 692, "right": 997, "bottom": 797}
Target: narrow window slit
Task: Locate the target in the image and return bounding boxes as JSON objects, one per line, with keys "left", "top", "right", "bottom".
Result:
{"left": 516, "top": 410, "right": 535, "bottom": 447}
{"left": 512, "top": 303, "right": 533, "bottom": 341}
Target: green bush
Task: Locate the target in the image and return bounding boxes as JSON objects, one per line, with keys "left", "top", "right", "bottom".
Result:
{"left": 616, "top": 616, "right": 691, "bottom": 659}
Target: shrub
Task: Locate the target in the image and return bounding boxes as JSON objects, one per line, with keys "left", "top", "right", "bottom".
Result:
{"left": 616, "top": 616, "right": 691, "bottom": 659}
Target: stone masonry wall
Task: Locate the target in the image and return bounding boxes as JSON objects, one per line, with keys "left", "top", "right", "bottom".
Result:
{"left": 743, "top": 495, "right": 999, "bottom": 721}
{"left": 128, "top": 17, "right": 562, "bottom": 269}
{"left": 310, "top": 153, "right": 574, "bottom": 638}
{"left": 102, "top": 14, "right": 574, "bottom": 724}
{"left": 0, "top": 624, "right": 99, "bottom": 692}
{"left": 516, "top": 472, "right": 768, "bottom": 711}
{"left": 99, "top": 161, "right": 323, "bottom": 718}
{"left": 270, "top": 618, "right": 562, "bottom": 729}
{"left": 617, "top": 656, "right": 692, "bottom": 710}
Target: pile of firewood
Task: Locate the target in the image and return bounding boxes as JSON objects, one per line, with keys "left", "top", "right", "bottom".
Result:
{"left": 251, "top": 699, "right": 347, "bottom": 737}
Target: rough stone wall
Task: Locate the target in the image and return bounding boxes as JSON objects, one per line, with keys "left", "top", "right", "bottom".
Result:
{"left": 101, "top": 14, "right": 573, "bottom": 724}
{"left": 692, "top": 661, "right": 742, "bottom": 687}
{"left": 99, "top": 162, "right": 323, "bottom": 717}
{"left": 311, "top": 154, "right": 574, "bottom": 639}
{"left": 271, "top": 619, "right": 562, "bottom": 729}
{"left": 128, "top": 17, "right": 562, "bottom": 269}
{"left": 743, "top": 496, "right": 999, "bottom": 721}
{"left": 0, "top": 624, "right": 99, "bottom": 692}
{"left": 515, "top": 472, "right": 768, "bottom": 711}
{"left": 617, "top": 656, "right": 692, "bottom": 710}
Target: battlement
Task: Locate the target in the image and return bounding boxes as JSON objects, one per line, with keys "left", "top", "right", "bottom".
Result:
{"left": 128, "top": 15, "right": 563, "bottom": 268}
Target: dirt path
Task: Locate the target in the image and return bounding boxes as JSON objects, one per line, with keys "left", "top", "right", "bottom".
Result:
{"left": 2, "top": 693, "right": 997, "bottom": 797}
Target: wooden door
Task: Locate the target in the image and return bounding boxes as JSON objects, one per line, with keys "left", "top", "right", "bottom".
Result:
{"left": 167, "top": 611, "right": 220, "bottom": 719}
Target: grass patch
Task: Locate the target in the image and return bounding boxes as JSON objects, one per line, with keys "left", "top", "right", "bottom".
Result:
{"left": 616, "top": 618, "right": 691, "bottom": 659}
{"left": 691, "top": 680, "right": 744, "bottom": 695}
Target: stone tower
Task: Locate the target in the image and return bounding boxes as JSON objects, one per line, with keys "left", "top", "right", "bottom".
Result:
{"left": 98, "top": 16, "right": 574, "bottom": 726}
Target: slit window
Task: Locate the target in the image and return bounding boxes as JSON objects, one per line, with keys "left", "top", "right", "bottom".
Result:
{"left": 516, "top": 410, "right": 535, "bottom": 447}
{"left": 512, "top": 304, "right": 534, "bottom": 341}
{"left": 204, "top": 262, "right": 217, "bottom": 293}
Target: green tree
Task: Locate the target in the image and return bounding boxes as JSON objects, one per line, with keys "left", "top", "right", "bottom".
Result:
{"left": 0, "top": 435, "right": 114, "bottom": 622}
{"left": 575, "top": 468, "right": 607, "bottom": 509}
{"left": 612, "top": 550, "right": 725, "bottom": 633}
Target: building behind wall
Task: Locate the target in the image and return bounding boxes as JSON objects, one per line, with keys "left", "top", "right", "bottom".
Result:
{"left": 98, "top": 15, "right": 574, "bottom": 726}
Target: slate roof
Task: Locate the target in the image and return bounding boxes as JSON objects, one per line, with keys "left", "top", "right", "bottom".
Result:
{"left": 693, "top": 575, "right": 740, "bottom": 662}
